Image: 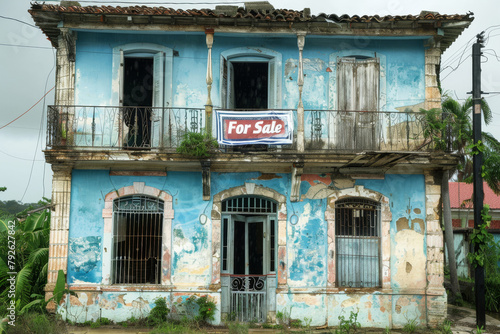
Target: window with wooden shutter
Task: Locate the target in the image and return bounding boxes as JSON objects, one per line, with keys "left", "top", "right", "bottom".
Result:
{"left": 336, "top": 57, "right": 380, "bottom": 151}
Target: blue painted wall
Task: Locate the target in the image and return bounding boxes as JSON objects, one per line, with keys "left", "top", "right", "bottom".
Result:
{"left": 74, "top": 31, "right": 427, "bottom": 111}
{"left": 68, "top": 169, "right": 426, "bottom": 292}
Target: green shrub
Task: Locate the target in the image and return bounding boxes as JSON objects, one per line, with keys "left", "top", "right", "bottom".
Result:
{"left": 176, "top": 132, "right": 218, "bottom": 158}
{"left": 227, "top": 321, "right": 249, "bottom": 334}
{"left": 148, "top": 297, "right": 170, "bottom": 326}
{"left": 335, "top": 310, "right": 361, "bottom": 334}
{"left": 7, "top": 313, "right": 66, "bottom": 334}
{"left": 193, "top": 295, "right": 216, "bottom": 323}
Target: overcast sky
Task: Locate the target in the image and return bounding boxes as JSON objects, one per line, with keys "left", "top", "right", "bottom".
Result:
{"left": 1, "top": 0, "right": 499, "bottom": 203}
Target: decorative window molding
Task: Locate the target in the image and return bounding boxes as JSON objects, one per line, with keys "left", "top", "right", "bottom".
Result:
{"left": 325, "top": 185, "right": 391, "bottom": 290}
{"left": 101, "top": 182, "right": 173, "bottom": 286}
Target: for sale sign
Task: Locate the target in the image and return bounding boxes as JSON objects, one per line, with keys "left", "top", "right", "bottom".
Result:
{"left": 215, "top": 110, "right": 293, "bottom": 145}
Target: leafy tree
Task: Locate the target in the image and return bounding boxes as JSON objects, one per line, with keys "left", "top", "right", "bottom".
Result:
{"left": 0, "top": 200, "right": 51, "bottom": 315}
{"left": 422, "top": 96, "right": 500, "bottom": 302}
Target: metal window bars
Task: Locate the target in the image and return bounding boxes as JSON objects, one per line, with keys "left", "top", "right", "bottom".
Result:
{"left": 335, "top": 198, "right": 381, "bottom": 288}
{"left": 222, "top": 196, "right": 277, "bottom": 214}
{"left": 112, "top": 195, "right": 164, "bottom": 284}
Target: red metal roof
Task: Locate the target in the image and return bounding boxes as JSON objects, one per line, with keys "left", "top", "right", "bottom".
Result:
{"left": 449, "top": 182, "right": 500, "bottom": 210}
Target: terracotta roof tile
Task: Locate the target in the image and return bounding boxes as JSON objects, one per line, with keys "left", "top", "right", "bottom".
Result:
{"left": 449, "top": 182, "right": 500, "bottom": 210}
{"left": 30, "top": 3, "right": 472, "bottom": 23}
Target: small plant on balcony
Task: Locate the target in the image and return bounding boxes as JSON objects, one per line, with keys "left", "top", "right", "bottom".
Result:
{"left": 176, "top": 131, "right": 218, "bottom": 158}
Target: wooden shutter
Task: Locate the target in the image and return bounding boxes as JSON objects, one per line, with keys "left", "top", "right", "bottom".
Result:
{"left": 336, "top": 57, "right": 380, "bottom": 150}
{"left": 151, "top": 52, "right": 165, "bottom": 147}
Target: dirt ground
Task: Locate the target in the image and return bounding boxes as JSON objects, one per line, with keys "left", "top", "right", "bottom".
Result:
{"left": 65, "top": 304, "right": 500, "bottom": 334}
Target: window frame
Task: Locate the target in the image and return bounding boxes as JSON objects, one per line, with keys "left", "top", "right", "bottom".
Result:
{"left": 334, "top": 197, "right": 381, "bottom": 288}
{"left": 111, "top": 195, "right": 164, "bottom": 284}
{"left": 328, "top": 50, "right": 386, "bottom": 112}
{"left": 111, "top": 43, "right": 174, "bottom": 148}
{"left": 220, "top": 47, "right": 282, "bottom": 110}
{"left": 101, "top": 182, "right": 173, "bottom": 286}
{"left": 325, "top": 186, "right": 391, "bottom": 290}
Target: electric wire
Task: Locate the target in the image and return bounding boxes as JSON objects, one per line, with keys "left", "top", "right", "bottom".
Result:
{"left": 0, "top": 149, "right": 45, "bottom": 162}
{"left": 20, "top": 49, "right": 56, "bottom": 202}
{"left": 441, "top": 25, "right": 500, "bottom": 81}
{"left": 0, "top": 15, "right": 37, "bottom": 28}
{"left": 0, "top": 87, "right": 55, "bottom": 130}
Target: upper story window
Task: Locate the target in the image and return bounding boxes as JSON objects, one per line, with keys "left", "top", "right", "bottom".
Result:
{"left": 335, "top": 197, "right": 381, "bottom": 288}
{"left": 220, "top": 47, "right": 282, "bottom": 110}
{"left": 332, "top": 52, "right": 384, "bottom": 151}
{"left": 337, "top": 56, "right": 380, "bottom": 112}
{"left": 111, "top": 43, "right": 173, "bottom": 148}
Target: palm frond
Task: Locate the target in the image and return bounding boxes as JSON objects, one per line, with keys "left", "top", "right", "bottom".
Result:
{"left": 480, "top": 98, "right": 493, "bottom": 125}
{"left": 14, "top": 265, "right": 33, "bottom": 311}
{"left": 0, "top": 219, "right": 7, "bottom": 233}
{"left": 24, "top": 210, "right": 48, "bottom": 233}
{"left": 34, "top": 262, "right": 48, "bottom": 289}
{"left": 27, "top": 247, "right": 49, "bottom": 268}
{"left": 482, "top": 132, "right": 500, "bottom": 152}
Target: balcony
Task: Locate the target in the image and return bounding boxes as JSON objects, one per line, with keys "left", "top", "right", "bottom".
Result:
{"left": 47, "top": 105, "right": 450, "bottom": 153}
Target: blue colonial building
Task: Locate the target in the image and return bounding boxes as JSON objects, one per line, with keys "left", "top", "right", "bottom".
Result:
{"left": 30, "top": 2, "right": 472, "bottom": 328}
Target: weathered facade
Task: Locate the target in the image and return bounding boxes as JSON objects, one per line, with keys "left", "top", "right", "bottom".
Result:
{"left": 30, "top": 2, "right": 472, "bottom": 328}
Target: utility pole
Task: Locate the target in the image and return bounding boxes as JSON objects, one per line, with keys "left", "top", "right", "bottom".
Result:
{"left": 472, "top": 31, "right": 485, "bottom": 329}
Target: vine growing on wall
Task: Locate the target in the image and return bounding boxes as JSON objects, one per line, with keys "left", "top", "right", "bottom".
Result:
{"left": 467, "top": 204, "right": 493, "bottom": 268}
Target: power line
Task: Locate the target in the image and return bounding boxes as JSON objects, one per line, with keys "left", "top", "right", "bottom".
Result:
{"left": 441, "top": 54, "right": 472, "bottom": 81}
{"left": 0, "top": 149, "right": 45, "bottom": 162}
{"left": 0, "top": 15, "right": 36, "bottom": 28}
{"left": 0, "top": 87, "right": 55, "bottom": 130}
{"left": 483, "top": 49, "right": 500, "bottom": 62}
{"left": 0, "top": 43, "right": 53, "bottom": 50}
{"left": 21, "top": 48, "right": 56, "bottom": 202}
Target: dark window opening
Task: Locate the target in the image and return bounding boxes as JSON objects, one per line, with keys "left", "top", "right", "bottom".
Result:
{"left": 270, "top": 219, "right": 275, "bottom": 272}
{"left": 123, "top": 57, "right": 153, "bottom": 148}
{"left": 233, "top": 62, "right": 268, "bottom": 109}
{"left": 112, "top": 195, "right": 163, "bottom": 284}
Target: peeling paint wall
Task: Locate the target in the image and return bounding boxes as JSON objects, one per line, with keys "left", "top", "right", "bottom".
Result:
{"left": 74, "top": 32, "right": 427, "bottom": 113}
{"left": 64, "top": 30, "right": 442, "bottom": 327}
{"left": 66, "top": 170, "right": 440, "bottom": 328}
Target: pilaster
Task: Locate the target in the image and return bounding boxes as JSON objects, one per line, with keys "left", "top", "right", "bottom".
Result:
{"left": 45, "top": 164, "right": 72, "bottom": 312}
{"left": 55, "top": 28, "right": 76, "bottom": 106}
{"left": 424, "top": 48, "right": 442, "bottom": 110}
{"left": 424, "top": 169, "right": 447, "bottom": 326}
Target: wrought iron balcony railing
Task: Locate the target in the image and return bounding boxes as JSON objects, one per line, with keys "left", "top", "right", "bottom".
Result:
{"left": 47, "top": 105, "right": 205, "bottom": 149}
{"left": 47, "top": 105, "right": 451, "bottom": 153}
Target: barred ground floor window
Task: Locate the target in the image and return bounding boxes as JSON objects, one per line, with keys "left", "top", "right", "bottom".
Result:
{"left": 335, "top": 197, "right": 381, "bottom": 288}
{"left": 112, "top": 195, "right": 164, "bottom": 284}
